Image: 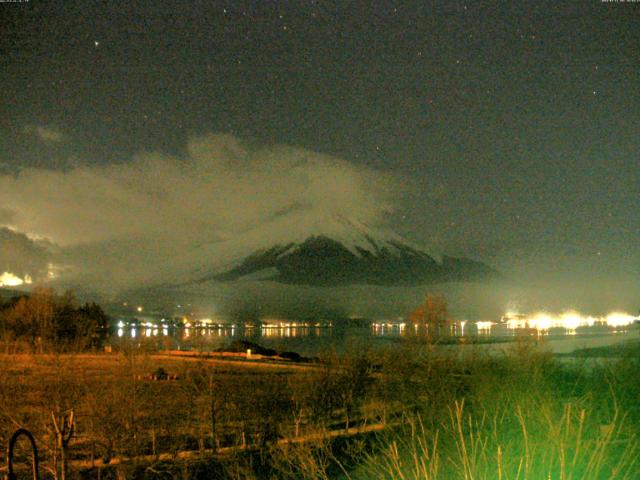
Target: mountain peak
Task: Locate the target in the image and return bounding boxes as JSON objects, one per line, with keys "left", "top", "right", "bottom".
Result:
{"left": 177, "top": 210, "right": 497, "bottom": 287}
{"left": 196, "top": 234, "right": 495, "bottom": 288}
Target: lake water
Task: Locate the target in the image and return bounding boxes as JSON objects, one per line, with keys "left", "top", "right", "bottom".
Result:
{"left": 112, "top": 319, "right": 639, "bottom": 357}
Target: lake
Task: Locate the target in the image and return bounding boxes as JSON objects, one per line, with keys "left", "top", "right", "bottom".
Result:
{"left": 112, "top": 318, "right": 639, "bottom": 357}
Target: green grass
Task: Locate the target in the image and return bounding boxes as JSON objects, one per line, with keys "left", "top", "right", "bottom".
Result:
{"left": 349, "top": 340, "right": 640, "bottom": 480}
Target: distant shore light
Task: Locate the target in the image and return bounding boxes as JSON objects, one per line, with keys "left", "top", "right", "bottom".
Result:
{"left": 0, "top": 272, "right": 25, "bottom": 287}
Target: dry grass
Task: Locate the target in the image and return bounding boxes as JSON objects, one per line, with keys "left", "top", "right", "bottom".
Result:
{"left": 0, "top": 340, "right": 639, "bottom": 479}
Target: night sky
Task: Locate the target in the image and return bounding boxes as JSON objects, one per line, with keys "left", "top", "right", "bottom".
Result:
{"left": 1, "top": 1, "right": 639, "bottom": 305}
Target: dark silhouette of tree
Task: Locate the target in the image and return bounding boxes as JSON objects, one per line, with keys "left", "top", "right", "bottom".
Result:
{"left": 0, "top": 287, "right": 109, "bottom": 351}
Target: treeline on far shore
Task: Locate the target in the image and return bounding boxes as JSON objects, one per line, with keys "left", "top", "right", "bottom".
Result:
{"left": 0, "top": 287, "right": 109, "bottom": 352}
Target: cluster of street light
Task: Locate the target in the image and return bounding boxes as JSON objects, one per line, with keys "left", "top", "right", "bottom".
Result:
{"left": 373, "top": 310, "right": 639, "bottom": 337}
{"left": 499, "top": 310, "right": 639, "bottom": 334}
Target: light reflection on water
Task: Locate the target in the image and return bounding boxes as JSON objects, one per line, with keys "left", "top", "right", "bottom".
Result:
{"left": 373, "top": 313, "right": 639, "bottom": 338}
{"left": 117, "top": 322, "right": 329, "bottom": 347}
{"left": 116, "top": 324, "right": 335, "bottom": 340}
{"left": 109, "top": 314, "right": 638, "bottom": 357}
{"left": 113, "top": 323, "right": 342, "bottom": 355}
{"left": 114, "top": 314, "right": 638, "bottom": 342}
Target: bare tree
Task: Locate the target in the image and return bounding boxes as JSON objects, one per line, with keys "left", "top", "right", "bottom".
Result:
{"left": 409, "top": 293, "right": 449, "bottom": 341}
{"left": 51, "top": 409, "right": 74, "bottom": 480}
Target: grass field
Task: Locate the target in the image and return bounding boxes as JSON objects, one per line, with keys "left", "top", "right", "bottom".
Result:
{"left": 0, "top": 338, "right": 638, "bottom": 479}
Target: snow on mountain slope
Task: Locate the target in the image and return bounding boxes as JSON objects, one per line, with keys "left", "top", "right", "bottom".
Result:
{"left": 179, "top": 211, "right": 408, "bottom": 272}
{"left": 177, "top": 211, "right": 496, "bottom": 287}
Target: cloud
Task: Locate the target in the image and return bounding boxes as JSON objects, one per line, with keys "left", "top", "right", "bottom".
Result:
{"left": 24, "top": 125, "right": 64, "bottom": 143}
{"left": 0, "top": 133, "right": 401, "bottom": 289}
{"left": 0, "top": 227, "right": 51, "bottom": 281}
{"left": 0, "top": 208, "right": 15, "bottom": 224}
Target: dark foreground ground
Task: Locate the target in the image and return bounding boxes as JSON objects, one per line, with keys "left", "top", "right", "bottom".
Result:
{"left": 0, "top": 337, "right": 639, "bottom": 479}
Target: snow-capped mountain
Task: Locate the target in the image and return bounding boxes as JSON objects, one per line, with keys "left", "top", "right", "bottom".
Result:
{"left": 187, "top": 212, "right": 498, "bottom": 287}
